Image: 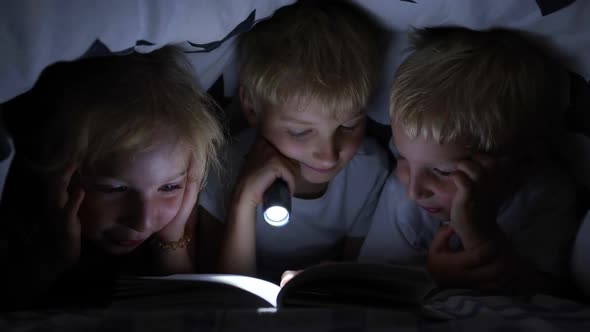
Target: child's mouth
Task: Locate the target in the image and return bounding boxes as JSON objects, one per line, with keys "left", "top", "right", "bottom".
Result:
{"left": 303, "top": 163, "right": 336, "bottom": 174}
{"left": 421, "top": 206, "right": 442, "bottom": 214}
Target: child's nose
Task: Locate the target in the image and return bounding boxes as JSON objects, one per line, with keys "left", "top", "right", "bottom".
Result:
{"left": 312, "top": 138, "right": 339, "bottom": 168}
{"left": 122, "top": 196, "right": 155, "bottom": 232}
{"left": 407, "top": 175, "right": 431, "bottom": 201}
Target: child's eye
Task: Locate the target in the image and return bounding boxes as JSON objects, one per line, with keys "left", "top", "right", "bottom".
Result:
{"left": 95, "top": 185, "right": 128, "bottom": 194}
{"left": 433, "top": 168, "right": 451, "bottom": 176}
{"left": 159, "top": 184, "right": 182, "bottom": 192}
{"left": 287, "top": 130, "right": 310, "bottom": 138}
{"left": 340, "top": 124, "right": 358, "bottom": 131}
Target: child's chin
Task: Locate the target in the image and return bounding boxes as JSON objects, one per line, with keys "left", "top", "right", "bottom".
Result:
{"left": 420, "top": 208, "right": 449, "bottom": 221}
{"left": 300, "top": 168, "right": 338, "bottom": 184}
{"left": 100, "top": 243, "right": 138, "bottom": 256}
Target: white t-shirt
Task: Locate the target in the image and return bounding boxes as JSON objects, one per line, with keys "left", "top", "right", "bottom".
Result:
{"left": 359, "top": 163, "right": 578, "bottom": 278}
{"left": 200, "top": 128, "right": 390, "bottom": 282}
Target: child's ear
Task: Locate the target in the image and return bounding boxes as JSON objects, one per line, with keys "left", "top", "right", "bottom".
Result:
{"left": 239, "top": 86, "right": 258, "bottom": 127}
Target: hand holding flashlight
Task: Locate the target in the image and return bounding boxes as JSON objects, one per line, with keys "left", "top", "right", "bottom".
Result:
{"left": 263, "top": 178, "right": 291, "bottom": 226}
{"left": 235, "top": 136, "right": 296, "bottom": 225}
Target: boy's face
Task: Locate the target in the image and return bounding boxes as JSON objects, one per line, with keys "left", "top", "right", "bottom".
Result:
{"left": 391, "top": 121, "right": 470, "bottom": 221}
{"left": 79, "top": 141, "right": 191, "bottom": 255}
{"left": 258, "top": 100, "right": 366, "bottom": 185}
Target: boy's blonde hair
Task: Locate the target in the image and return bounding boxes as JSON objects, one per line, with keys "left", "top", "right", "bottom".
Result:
{"left": 391, "top": 27, "right": 560, "bottom": 154}
{"left": 37, "top": 46, "right": 224, "bottom": 184}
{"left": 239, "top": 0, "right": 384, "bottom": 117}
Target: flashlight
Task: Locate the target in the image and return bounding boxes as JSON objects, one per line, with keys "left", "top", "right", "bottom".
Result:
{"left": 263, "top": 178, "right": 291, "bottom": 227}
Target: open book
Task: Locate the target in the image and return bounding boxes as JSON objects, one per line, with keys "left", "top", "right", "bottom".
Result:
{"left": 113, "top": 262, "right": 437, "bottom": 310}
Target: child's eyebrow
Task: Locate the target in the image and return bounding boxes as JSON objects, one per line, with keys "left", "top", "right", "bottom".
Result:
{"left": 278, "top": 115, "right": 313, "bottom": 125}
{"left": 164, "top": 171, "right": 187, "bottom": 183}
{"left": 341, "top": 114, "right": 365, "bottom": 124}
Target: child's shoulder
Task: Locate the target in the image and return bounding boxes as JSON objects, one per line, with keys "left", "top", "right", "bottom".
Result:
{"left": 500, "top": 160, "right": 577, "bottom": 223}
{"left": 517, "top": 161, "right": 575, "bottom": 202}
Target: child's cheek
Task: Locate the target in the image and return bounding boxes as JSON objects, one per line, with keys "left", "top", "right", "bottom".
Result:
{"left": 395, "top": 162, "right": 410, "bottom": 187}
{"left": 155, "top": 196, "right": 185, "bottom": 228}
{"left": 340, "top": 133, "right": 364, "bottom": 162}
{"left": 78, "top": 195, "right": 114, "bottom": 236}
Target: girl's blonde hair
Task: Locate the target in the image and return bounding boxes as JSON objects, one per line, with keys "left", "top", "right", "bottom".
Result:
{"left": 239, "top": 0, "right": 384, "bottom": 117}
{"left": 38, "top": 46, "right": 224, "bottom": 183}
{"left": 391, "top": 27, "right": 561, "bottom": 154}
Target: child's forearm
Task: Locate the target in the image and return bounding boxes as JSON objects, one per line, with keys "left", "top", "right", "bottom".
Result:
{"left": 473, "top": 235, "right": 562, "bottom": 294}
{"left": 458, "top": 228, "right": 488, "bottom": 250}
{"left": 219, "top": 199, "right": 257, "bottom": 276}
{"left": 501, "top": 248, "right": 566, "bottom": 295}
{"left": 457, "top": 218, "right": 503, "bottom": 251}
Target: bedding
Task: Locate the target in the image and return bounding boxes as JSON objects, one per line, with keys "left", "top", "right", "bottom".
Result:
{"left": 1, "top": 290, "right": 589, "bottom": 331}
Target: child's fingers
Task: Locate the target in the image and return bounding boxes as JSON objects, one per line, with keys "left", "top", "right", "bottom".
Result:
{"left": 280, "top": 270, "right": 302, "bottom": 287}
{"left": 252, "top": 136, "right": 282, "bottom": 163}
{"left": 450, "top": 170, "right": 473, "bottom": 206}
{"left": 429, "top": 226, "right": 455, "bottom": 254}
{"left": 455, "top": 159, "right": 485, "bottom": 184}
{"left": 180, "top": 156, "right": 199, "bottom": 215}
{"left": 176, "top": 176, "right": 200, "bottom": 224}
{"left": 52, "top": 163, "right": 79, "bottom": 208}
{"left": 470, "top": 153, "right": 496, "bottom": 171}
{"left": 157, "top": 157, "right": 201, "bottom": 241}
{"left": 242, "top": 138, "right": 299, "bottom": 200}
{"left": 262, "top": 143, "right": 301, "bottom": 189}
{"left": 59, "top": 188, "right": 84, "bottom": 267}
{"left": 465, "top": 241, "right": 499, "bottom": 267}
{"left": 446, "top": 250, "right": 479, "bottom": 270}
{"left": 439, "top": 241, "right": 496, "bottom": 270}
{"left": 64, "top": 187, "right": 85, "bottom": 229}
{"left": 278, "top": 163, "right": 298, "bottom": 196}
{"left": 460, "top": 258, "right": 504, "bottom": 286}
{"left": 237, "top": 161, "right": 296, "bottom": 207}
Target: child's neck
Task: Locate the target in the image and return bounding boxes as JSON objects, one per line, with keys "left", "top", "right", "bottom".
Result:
{"left": 294, "top": 177, "right": 328, "bottom": 199}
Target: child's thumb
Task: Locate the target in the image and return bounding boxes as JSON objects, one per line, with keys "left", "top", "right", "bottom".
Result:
{"left": 430, "top": 225, "right": 455, "bottom": 253}
{"left": 65, "top": 188, "right": 85, "bottom": 227}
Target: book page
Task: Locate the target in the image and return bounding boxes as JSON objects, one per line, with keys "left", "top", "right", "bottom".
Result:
{"left": 278, "top": 263, "right": 436, "bottom": 308}
{"left": 114, "top": 274, "right": 281, "bottom": 308}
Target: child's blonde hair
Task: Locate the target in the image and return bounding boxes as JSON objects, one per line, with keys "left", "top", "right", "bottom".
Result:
{"left": 239, "top": 0, "right": 384, "bottom": 117}
{"left": 38, "top": 46, "right": 224, "bottom": 184}
{"left": 391, "top": 27, "right": 561, "bottom": 154}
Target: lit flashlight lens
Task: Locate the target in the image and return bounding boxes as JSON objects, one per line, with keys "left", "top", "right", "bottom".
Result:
{"left": 263, "top": 205, "right": 290, "bottom": 227}
{"left": 262, "top": 179, "right": 291, "bottom": 227}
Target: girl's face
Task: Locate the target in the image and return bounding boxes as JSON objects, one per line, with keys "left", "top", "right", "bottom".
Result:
{"left": 79, "top": 141, "right": 191, "bottom": 255}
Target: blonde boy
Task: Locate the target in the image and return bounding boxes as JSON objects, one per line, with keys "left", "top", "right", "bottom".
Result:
{"left": 359, "top": 27, "right": 579, "bottom": 293}
{"left": 1, "top": 46, "right": 224, "bottom": 307}
{"left": 199, "top": 0, "right": 389, "bottom": 283}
